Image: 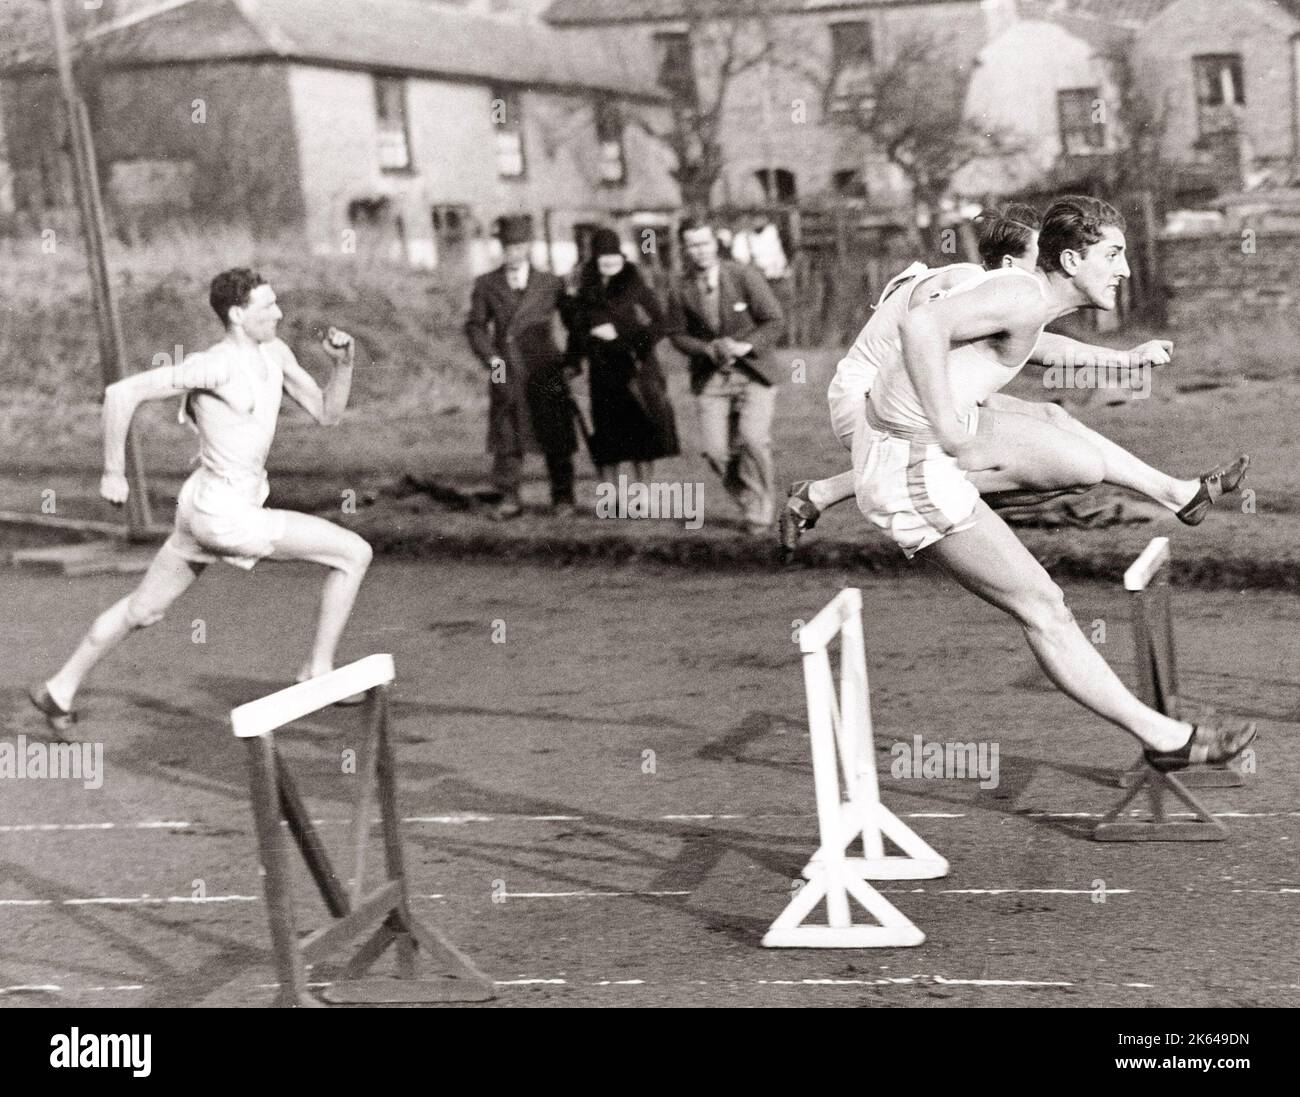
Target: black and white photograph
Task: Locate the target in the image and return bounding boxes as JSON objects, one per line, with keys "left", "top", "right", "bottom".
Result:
{"left": 0, "top": 0, "right": 1294, "bottom": 1054}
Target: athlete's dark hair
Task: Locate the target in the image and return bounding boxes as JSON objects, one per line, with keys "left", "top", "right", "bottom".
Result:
{"left": 677, "top": 216, "right": 715, "bottom": 241}
{"left": 1037, "top": 195, "right": 1126, "bottom": 275}
{"left": 973, "top": 204, "right": 1041, "bottom": 269}
{"left": 209, "top": 268, "right": 267, "bottom": 326}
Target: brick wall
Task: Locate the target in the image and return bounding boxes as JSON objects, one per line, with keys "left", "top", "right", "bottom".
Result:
{"left": 1158, "top": 231, "right": 1300, "bottom": 326}
{"left": 2, "top": 62, "right": 306, "bottom": 234}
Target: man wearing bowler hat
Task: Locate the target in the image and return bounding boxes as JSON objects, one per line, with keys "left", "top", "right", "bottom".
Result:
{"left": 465, "top": 214, "right": 578, "bottom": 519}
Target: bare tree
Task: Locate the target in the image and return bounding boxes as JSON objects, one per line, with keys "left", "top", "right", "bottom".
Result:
{"left": 643, "top": 0, "right": 787, "bottom": 211}
{"left": 816, "top": 30, "right": 1020, "bottom": 256}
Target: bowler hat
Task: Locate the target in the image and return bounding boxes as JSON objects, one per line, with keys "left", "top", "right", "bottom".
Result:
{"left": 495, "top": 215, "right": 533, "bottom": 246}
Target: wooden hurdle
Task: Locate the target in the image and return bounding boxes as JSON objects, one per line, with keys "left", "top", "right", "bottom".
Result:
{"left": 1094, "top": 539, "right": 1234, "bottom": 842}
{"left": 763, "top": 589, "right": 948, "bottom": 949}
{"left": 230, "top": 654, "right": 495, "bottom": 1006}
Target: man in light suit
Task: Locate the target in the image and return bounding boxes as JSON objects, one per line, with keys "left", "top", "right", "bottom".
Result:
{"left": 666, "top": 217, "right": 786, "bottom": 535}
{"left": 465, "top": 214, "right": 577, "bottom": 519}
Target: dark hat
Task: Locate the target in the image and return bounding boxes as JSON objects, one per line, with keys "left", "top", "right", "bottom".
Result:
{"left": 495, "top": 214, "right": 533, "bottom": 246}
{"left": 591, "top": 228, "right": 623, "bottom": 257}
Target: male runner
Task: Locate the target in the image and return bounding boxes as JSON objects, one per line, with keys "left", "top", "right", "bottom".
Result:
{"left": 779, "top": 204, "right": 1248, "bottom": 559}
{"left": 847, "top": 196, "right": 1254, "bottom": 767}
{"left": 29, "top": 268, "right": 373, "bottom": 731}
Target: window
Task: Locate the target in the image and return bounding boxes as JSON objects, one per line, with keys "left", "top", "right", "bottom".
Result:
{"left": 829, "top": 21, "right": 874, "bottom": 114}
{"left": 832, "top": 168, "right": 867, "bottom": 199}
{"left": 1056, "top": 88, "right": 1106, "bottom": 155}
{"left": 374, "top": 76, "right": 412, "bottom": 172}
{"left": 754, "top": 168, "right": 797, "bottom": 203}
{"left": 432, "top": 204, "right": 473, "bottom": 273}
{"left": 654, "top": 31, "right": 697, "bottom": 102}
{"left": 594, "top": 100, "right": 627, "bottom": 185}
{"left": 491, "top": 87, "right": 526, "bottom": 179}
{"left": 1193, "top": 54, "right": 1245, "bottom": 137}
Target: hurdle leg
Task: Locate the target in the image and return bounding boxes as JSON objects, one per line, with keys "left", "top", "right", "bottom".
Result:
{"left": 374, "top": 687, "right": 496, "bottom": 992}
{"left": 347, "top": 689, "right": 383, "bottom": 907}
{"left": 245, "top": 733, "right": 318, "bottom": 1007}
{"left": 275, "top": 748, "right": 350, "bottom": 918}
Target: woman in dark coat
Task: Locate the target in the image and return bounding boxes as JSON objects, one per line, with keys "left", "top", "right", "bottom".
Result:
{"left": 567, "top": 229, "right": 679, "bottom": 483}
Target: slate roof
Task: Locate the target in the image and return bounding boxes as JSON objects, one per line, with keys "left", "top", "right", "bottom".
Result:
{"left": 4, "top": 0, "right": 665, "bottom": 98}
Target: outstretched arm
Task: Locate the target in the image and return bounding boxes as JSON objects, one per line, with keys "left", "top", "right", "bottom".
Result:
{"left": 279, "top": 330, "right": 355, "bottom": 426}
{"left": 100, "top": 354, "right": 233, "bottom": 502}
{"left": 1030, "top": 331, "right": 1172, "bottom": 370}
{"left": 899, "top": 278, "right": 1045, "bottom": 456}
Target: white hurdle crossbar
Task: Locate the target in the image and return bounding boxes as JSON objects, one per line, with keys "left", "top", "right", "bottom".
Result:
{"left": 763, "top": 589, "right": 948, "bottom": 949}
{"left": 230, "top": 654, "right": 396, "bottom": 739}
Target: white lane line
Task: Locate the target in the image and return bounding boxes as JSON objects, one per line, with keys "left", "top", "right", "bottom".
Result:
{"left": 0, "top": 975, "right": 1109, "bottom": 996}
{"left": 0, "top": 887, "right": 1136, "bottom": 909}
{"left": 0, "top": 894, "right": 262, "bottom": 908}
{"left": 1030, "top": 811, "right": 1300, "bottom": 820}
{"left": 497, "top": 890, "right": 692, "bottom": 900}
{"left": 935, "top": 888, "right": 1132, "bottom": 896}
{"left": 0, "top": 811, "right": 971, "bottom": 833}
{"left": 0, "top": 821, "right": 192, "bottom": 833}
{"left": 6, "top": 809, "right": 1295, "bottom": 838}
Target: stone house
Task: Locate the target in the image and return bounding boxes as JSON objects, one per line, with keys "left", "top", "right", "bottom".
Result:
{"left": 1131, "top": 0, "right": 1300, "bottom": 199}
{"left": 0, "top": 0, "right": 680, "bottom": 273}
{"left": 958, "top": 11, "right": 1132, "bottom": 199}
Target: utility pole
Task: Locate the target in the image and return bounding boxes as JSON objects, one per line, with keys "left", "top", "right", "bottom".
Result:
{"left": 47, "top": 0, "right": 154, "bottom": 538}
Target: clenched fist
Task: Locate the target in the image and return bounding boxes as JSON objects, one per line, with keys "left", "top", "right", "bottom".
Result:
{"left": 100, "top": 471, "right": 129, "bottom": 505}
{"left": 1129, "top": 339, "right": 1172, "bottom": 367}
{"left": 322, "top": 327, "right": 355, "bottom": 364}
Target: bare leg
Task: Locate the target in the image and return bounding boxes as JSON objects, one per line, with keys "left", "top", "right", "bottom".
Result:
{"left": 266, "top": 510, "right": 372, "bottom": 679}
{"left": 920, "top": 500, "right": 1191, "bottom": 751}
{"left": 994, "top": 396, "right": 1199, "bottom": 509}
{"left": 46, "top": 547, "right": 206, "bottom": 710}
{"left": 634, "top": 461, "right": 651, "bottom": 483}
{"left": 807, "top": 470, "right": 857, "bottom": 511}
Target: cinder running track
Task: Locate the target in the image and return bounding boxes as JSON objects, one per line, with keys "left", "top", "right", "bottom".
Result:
{"left": 2, "top": 560, "right": 1297, "bottom": 1007}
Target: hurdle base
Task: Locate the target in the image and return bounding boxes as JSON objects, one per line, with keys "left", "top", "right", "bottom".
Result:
{"left": 321, "top": 977, "right": 495, "bottom": 1005}
{"left": 762, "top": 924, "right": 925, "bottom": 949}
{"left": 804, "top": 855, "right": 949, "bottom": 881}
{"left": 1117, "top": 757, "right": 1244, "bottom": 789}
{"left": 763, "top": 867, "right": 927, "bottom": 949}
{"left": 1093, "top": 819, "right": 1227, "bottom": 842}
{"left": 1093, "top": 764, "right": 1227, "bottom": 843}
{"left": 801, "top": 803, "right": 950, "bottom": 881}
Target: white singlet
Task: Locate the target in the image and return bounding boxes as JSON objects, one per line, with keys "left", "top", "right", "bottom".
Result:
{"left": 164, "top": 343, "right": 288, "bottom": 569}
{"left": 826, "top": 261, "right": 977, "bottom": 446}
{"left": 850, "top": 266, "right": 1046, "bottom": 558}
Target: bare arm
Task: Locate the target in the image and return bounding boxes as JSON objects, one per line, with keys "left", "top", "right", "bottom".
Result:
{"left": 899, "top": 278, "right": 1045, "bottom": 455}
{"left": 99, "top": 354, "right": 236, "bottom": 502}
{"left": 278, "top": 332, "right": 354, "bottom": 426}
{"left": 1030, "top": 331, "right": 1173, "bottom": 370}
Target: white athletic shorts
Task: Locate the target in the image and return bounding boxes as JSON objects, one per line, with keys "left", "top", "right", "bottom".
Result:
{"left": 852, "top": 403, "right": 980, "bottom": 559}
{"left": 163, "top": 469, "right": 286, "bottom": 570}
{"left": 827, "top": 363, "right": 877, "bottom": 449}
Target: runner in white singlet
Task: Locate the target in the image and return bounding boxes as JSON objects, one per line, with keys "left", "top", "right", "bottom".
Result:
{"left": 30, "top": 269, "right": 374, "bottom": 731}
{"left": 847, "top": 196, "right": 1255, "bottom": 770}
{"left": 779, "top": 205, "right": 1249, "bottom": 560}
